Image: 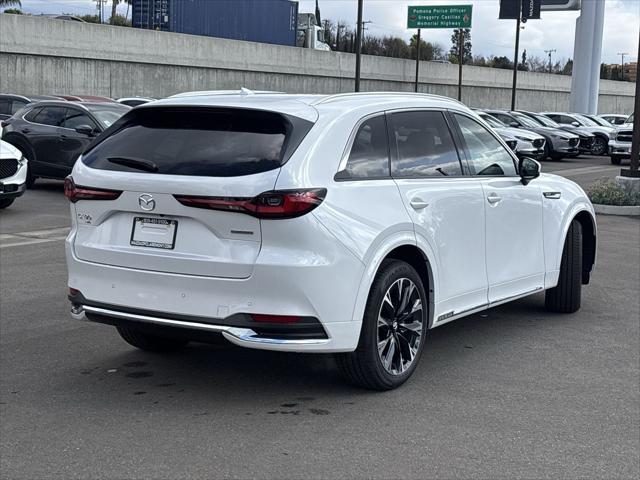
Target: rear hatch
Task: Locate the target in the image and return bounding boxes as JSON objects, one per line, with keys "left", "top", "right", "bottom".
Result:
{"left": 70, "top": 106, "right": 313, "bottom": 278}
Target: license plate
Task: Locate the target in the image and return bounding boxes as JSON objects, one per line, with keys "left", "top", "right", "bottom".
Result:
{"left": 130, "top": 217, "right": 177, "bottom": 250}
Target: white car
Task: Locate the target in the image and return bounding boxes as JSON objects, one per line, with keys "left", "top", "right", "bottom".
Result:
{"left": 0, "top": 139, "right": 28, "bottom": 209}
{"left": 599, "top": 114, "right": 630, "bottom": 126}
{"left": 477, "top": 111, "right": 546, "bottom": 159}
{"left": 65, "top": 92, "right": 597, "bottom": 390}
{"left": 608, "top": 113, "right": 634, "bottom": 165}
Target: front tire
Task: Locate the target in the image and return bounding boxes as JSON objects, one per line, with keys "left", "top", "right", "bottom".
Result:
{"left": 116, "top": 326, "right": 189, "bottom": 353}
{"left": 545, "top": 220, "right": 582, "bottom": 313}
{"left": 0, "top": 198, "right": 15, "bottom": 209}
{"left": 336, "top": 260, "right": 427, "bottom": 390}
{"left": 590, "top": 137, "right": 607, "bottom": 156}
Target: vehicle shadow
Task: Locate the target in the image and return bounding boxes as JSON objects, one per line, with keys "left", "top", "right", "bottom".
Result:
{"left": 52, "top": 292, "right": 568, "bottom": 411}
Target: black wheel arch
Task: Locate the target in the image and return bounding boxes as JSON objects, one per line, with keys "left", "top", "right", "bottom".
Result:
{"left": 383, "top": 245, "right": 434, "bottom": 328}
{"left": 572, "top": 211, "right": 597, "bottom": 284}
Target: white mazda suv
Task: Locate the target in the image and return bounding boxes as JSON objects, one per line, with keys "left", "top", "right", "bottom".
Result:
{"left": 65, "top": 92, "right": 597, "bottom": 390}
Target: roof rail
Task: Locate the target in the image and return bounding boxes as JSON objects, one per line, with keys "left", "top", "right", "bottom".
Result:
{"left": 169, "top": 89, "right": 285, "bottom": 98}
{"left": 311, "top": 91, "right": 465, "bottom": 106}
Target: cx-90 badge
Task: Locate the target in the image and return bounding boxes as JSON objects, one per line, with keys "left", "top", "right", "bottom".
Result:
{"left": 138, "top": 194, "right": 156, "bottom": 211}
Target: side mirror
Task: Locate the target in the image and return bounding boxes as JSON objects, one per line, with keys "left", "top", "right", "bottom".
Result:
{"left": 510, "top": 122, "right": 520, "bottom": 128}
{"left": 519, "top": 157, "right": 540, "bottom": 185}
{"left": 571, "top": 121, "right": 580, "bottom": 127}
{"left": 75, "top": 125, "right": 95, "bottom": 136}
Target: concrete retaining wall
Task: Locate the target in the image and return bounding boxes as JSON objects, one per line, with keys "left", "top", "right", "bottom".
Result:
{"left": 0, "top": 14, "right": 634, "bottom": 113}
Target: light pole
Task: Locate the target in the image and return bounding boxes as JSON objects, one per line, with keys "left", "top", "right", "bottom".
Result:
{"left": 355, "top": 0, "right": 363, "bottom": 92}
{"left": 545, "top": 49, "right": 556, "bottom": 74}
{"left": 618, "top": 52, "right": 629, "bottom": 81}
{"left": 510, "top": 2, "right": 522, "bottom": 111}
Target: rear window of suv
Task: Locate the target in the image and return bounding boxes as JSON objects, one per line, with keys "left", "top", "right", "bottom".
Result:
{"left": 82, "top": 107, "right": 311, "bottom": 177}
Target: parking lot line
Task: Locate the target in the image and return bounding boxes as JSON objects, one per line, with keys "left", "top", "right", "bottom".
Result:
{"left": 0, "top": 227, "right": 70, "bottom": 249}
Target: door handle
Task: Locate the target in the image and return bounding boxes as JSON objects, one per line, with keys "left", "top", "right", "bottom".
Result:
{"left": 20, "top": 128, "right": 31, "bottom": 134}
{"left": 409, "top": 198, "right": 429, "bottom": 210}
{"left": 487, "top": 193, "right": 502, "bottom": 205}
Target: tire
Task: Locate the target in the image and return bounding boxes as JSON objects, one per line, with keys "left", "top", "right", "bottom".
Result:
{"left": 26, "top": 166, "right": 36, "bottom": 188}
{"left": 591, "top": 137, "right": 607, "bottom": 156}
{"left": 0, "top": 198, "right": 14, "bottom": 209}
{"left": 545, "top": 220, "right": 582, "bottom": 313}
{"left": 116, "top": 326, "right": 189, "bottom": 353}
{"left": 335, "top": 259, "right": 427, "bottom": 390}
{"left": 610, "top": 156, "right": 622, "bottom": 165}
{"left": 543, "top": 140, "right": 551, "bottom": 161}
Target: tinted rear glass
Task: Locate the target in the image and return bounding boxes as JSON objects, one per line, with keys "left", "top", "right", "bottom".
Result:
{"left": 82, "top": 108, "right": 306, "bottom": 177}
{"left": 85, "top": 104, "right": 130, "bottom": 129}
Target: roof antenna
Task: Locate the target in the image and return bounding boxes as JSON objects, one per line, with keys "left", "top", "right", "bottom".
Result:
{"left": 240, "top": 87, "right": 254, "bottom": 96}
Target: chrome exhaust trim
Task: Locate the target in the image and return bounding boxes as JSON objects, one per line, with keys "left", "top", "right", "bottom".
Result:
{"left": 70, "top": 305, "right": 330, "bottom": 350}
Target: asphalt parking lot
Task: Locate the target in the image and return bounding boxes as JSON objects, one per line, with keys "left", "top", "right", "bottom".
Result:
{"left": 1, "top": 155, "right": 638, "bottom": 479}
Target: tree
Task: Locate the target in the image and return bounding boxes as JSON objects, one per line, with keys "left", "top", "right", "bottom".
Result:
{"left": 80, "top": 14, "right": 101, "bottom": 24}
{"left": 110, "top": 14, "right": 131, "bottom": 27}
{"left": 449, "top": 28, "right": 472, "bottom": 64}
{"left": 409, "top": 34, "right": 441, "bottom": 61}
{"left": 490, "top": 55, "right": 513, "bottom": 70}
{"left": 561, "top": 59, "right": 573, "bottom": 76}
{"left": 2, "top": 7, "right": 21, "bottom": 13}
{"left": 519, "top": 49, "right": 529, "bottom": 71}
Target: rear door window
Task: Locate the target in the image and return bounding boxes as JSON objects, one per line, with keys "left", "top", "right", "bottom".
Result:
{"left": 82, "top": 107, "right": 311, "bottom": 177}
{"left": 10, "top": 100, "right": 27, "bottom": 114}
{"left": 32, "top": 107, "right": 67, "bottom": 127}
{"left": 0, "top": 99, "right": 10, "bottom": 115}
{"left": 389, "top": 111, "right": 462, "bottom": 177}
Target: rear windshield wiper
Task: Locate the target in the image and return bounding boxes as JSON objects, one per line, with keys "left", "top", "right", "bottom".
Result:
{"left": 107, "top": 156, "right": 158, "bottom": 173}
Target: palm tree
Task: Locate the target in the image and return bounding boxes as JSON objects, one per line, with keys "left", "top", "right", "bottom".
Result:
{"left": 0, "top": 0, "right": 21, "bottom": 7}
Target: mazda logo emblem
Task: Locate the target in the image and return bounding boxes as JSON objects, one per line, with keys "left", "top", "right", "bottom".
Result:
{"left": 138, "top": 194, "right": 156, "bottom": 211}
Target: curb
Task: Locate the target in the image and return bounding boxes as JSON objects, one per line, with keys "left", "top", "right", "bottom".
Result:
{"left": 593, "top": 204, "right": 640, "bottom": 216}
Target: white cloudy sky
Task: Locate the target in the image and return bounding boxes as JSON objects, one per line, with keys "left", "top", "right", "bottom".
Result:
{"left": 9, "top": 0, "right": 640, "bottom": 64}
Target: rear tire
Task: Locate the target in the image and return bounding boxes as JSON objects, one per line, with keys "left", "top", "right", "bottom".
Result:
{"left": 545, "top": 220, "right": 582, "bottom": 313}
{"left": 116, "top": 326, "right": 189, "bottom": 353}
{"left": 335, "top": 259, "right": 427, "bottom": 391}
{"left": 0, "top": 198, "right": 15, "bottom": 209}
{"left": 610, "top": 156, "right": 622, "bottom": 165}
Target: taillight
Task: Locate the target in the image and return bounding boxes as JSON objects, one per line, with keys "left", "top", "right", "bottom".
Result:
{"left": 64, "top": 176, "right": 122, "bottom": 203}
{"left": 174, "top": 189, "right": 326, "bottom": 219}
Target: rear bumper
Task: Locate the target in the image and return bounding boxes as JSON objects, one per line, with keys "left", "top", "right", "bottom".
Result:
{"left": 65, "top": 216, "right": 365, "bottom": 353}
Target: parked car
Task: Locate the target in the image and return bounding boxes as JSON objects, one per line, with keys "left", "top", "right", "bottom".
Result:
{"left": 541, "top": 112, "right": 615, "bottom": 156}
{"left": 0, "top": 140, "right": 28, "bottom": 209}
{"left": 55, "top": 95, "right": 116, "bottom": 103}
{"left": 515, "top": 110, "right": 596, "bottom": 155}
{"left": 476, "top": 111, "right": 545, "bottom": 160}
{"left": 599, "top": 114, "right": 630, "bottom": 126}
{"left": 116, "top": 97, "right": 156, "bottom": 107}
{"left": 65, "top": 92, "right": 597, "bottom": 390}
{"left": 481, "top": 109, "right": 580, "bottom": 160}
{"left": 1, "top": 101, "right": 130, "bottom": 186}
{"left": 0, "top": 94, "right": 64, "bottom": 121}
{"left": 608, "top": 113, "right": 634, "bottom": 165}
{"left": 584, "top": 114, "right": 620, "bottom": 128}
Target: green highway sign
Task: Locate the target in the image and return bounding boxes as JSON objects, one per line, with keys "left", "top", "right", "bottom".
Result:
{"left": 407, "top": 5, "right": 473, "bottom": 29}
